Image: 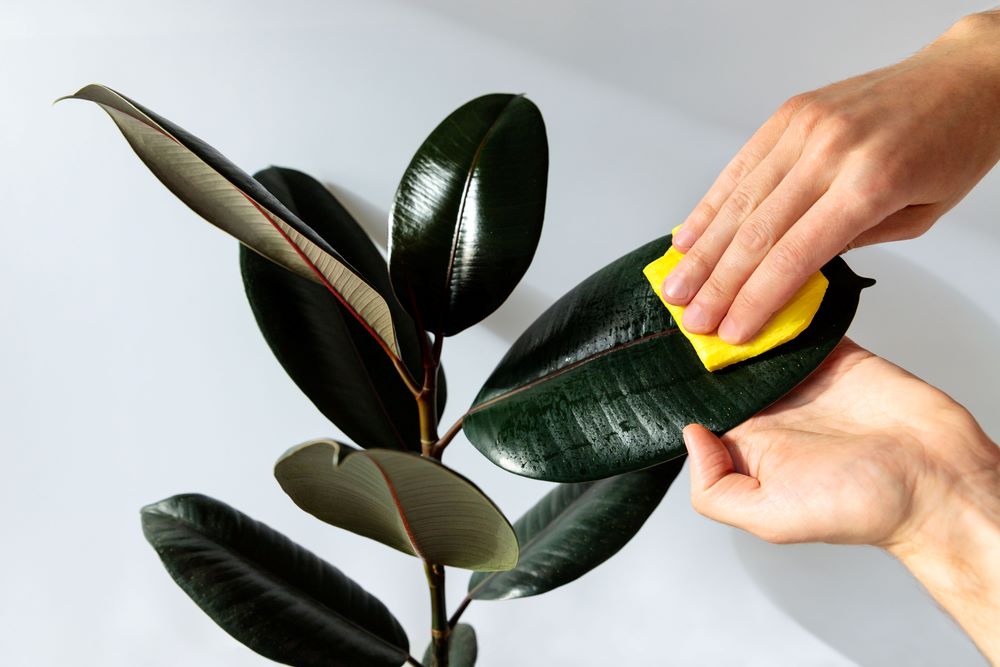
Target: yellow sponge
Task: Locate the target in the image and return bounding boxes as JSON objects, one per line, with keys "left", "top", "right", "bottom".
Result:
{"left": 642, "top": 240, "right": 828, "bottom": 372}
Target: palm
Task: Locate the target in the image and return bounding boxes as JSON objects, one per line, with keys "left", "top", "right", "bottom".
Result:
{"left": 709, "top": 341, "right": 953, "bottom": 545}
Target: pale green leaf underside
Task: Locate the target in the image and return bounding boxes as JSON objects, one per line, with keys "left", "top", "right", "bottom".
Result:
{"left": 60, "top": 84, "right": 400, "bottom": 359}
{"left": 275, "top": 439, "right": 518, "bottom": 571}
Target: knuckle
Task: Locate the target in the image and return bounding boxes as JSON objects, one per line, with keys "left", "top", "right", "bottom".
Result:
{"left": 851, "top": 157, "right": 902, "bottom": 212}
{"left": 724, "top": 153, "right": 758, "bottom": 186}
{"left": 693, "top": 199, "right": 719, "bottom": 226}
{"left": 790, "top": 98, "right": 827, "bottom": 135}
{"left": 777, "top": 93, "right": 813, "bottom": 121}
{"left": 768, "top": 241, "right": 807, "bottom": 279}
{"left": 698, "top": 276, "right": 730, "bottom": 303}
{"left": 809, "top": 112, "right": 858, "bottom": 158}
{"left": 820, "top": 108, "right": 857, "bottom": 140}
{"left": 734, "top": 219, "right": 774, "bottom": 255}
{"left": 681, "top": 247, "right": 712, "bottom": 275}
{"left": 733, "top": 285, "right": 763, "bottom": 313}
{"left": 724, "top": 187, "right": 757, "bottom": 220}
{"left": 830, "top": 167, "right": 896, "bottom": 226}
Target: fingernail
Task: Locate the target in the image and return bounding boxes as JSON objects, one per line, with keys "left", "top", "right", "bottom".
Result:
{"left": 683, "top": 302, "right": 710, "bottom": 332}
{"left": 661, "top": 272, "right": 691, "bottom": 302}
{"left": 682, "top": 425, "right": 697, "bottom": 451}
{"left": 718, "top": 317, "right": 744, "bottom": 344}
{"left": 672, "top": 226, "right": 695, "bottom": 249}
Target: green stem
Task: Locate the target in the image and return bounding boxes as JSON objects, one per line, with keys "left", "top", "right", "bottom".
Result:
{"left": 431, "top": 415, "right": 464, "bottom": 459}
{"left": 417, "top": 333, "right": 449, "bottom": 665}
{"left": 418, "top": 394, "right": 438, "bottom": 457}
{"left": 424, "top": 561, "right": 449, "bottom": 667}
{"left": 418, "top": 335, "right": 442, "bottom": 458}
{"left": 391, "top": 352, "right": 422, "bottom": 398}
{"left": 448, "top": 595, "right": 471, "bottom": 629}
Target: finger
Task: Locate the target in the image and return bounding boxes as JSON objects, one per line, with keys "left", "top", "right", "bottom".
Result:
{"left": 683, "top": 424, "right": 769, "bottom": 531}
{"left": 679, "top": 160, "right": 828, "bottom": 336}
{"left": 844, "top": 203, "right": 941, "bottom": 251}
{"left": 718, "top": 186, "right": 889, "bottom": 343}
{"left": 662, "top": 138, "right": 798, "bottom": 318}
{"left": 673, "top": 107, "right": 797, "bottom": 252}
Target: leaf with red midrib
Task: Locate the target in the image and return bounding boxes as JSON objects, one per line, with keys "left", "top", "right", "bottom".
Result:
{"left": 274, "top": 439, "right": 518, "bottom": 572}
{"left": 59, "top": 84, "right": 403, "bottom": 363}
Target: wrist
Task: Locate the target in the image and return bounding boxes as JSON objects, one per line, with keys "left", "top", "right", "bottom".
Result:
{"left": 889, "top": 452, "right": 1000, "bottom": 567}
{"left": 889, "top": 414, "right": 1000, "bottom": 558}
{"left": 942, "top": 9, "right": 1000, "bottom": 47}
{"left": 886, "top": 425, "right": 1000, "bottom": 659}
{"left": 938, "top": 10, "right": 1000, "bottom": 81}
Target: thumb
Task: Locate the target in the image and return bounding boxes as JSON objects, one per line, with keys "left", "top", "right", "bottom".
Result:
{"left": 843, "top": 203, "right": 941, "bottom": 251}
{"left": 683, "top": 424, "right": 767, "bottom": 531}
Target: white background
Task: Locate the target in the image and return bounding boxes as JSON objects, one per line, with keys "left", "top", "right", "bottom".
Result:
{"left": 2, "top": 1, "right": 998, "bottom": 665}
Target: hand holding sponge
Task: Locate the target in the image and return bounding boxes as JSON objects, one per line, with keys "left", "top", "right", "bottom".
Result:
{"left": 642, "top": 233, "right": 829, "bottom": 372}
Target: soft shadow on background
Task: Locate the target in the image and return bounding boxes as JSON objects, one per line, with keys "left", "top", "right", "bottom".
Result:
{"left": 5, "top": 0, "right": 999, "bottom": 664}
{"left": 733, "top": 247, "right": 998, "bottom": 667}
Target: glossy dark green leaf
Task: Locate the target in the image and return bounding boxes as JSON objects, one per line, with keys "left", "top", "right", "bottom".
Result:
{"left": 422, "top": 624, "right": 477, "bottom": 667}
{"left": 467, "top": 458, "right": 683, "bottom": 601}
{"left": 60, "top": 85, "right": 402, "bottom": 360}
{"left": 464, "top": 234, "right": 874, "bottom": 482}
{"left": 242, "top": 167, "right": 445, "bottom": 451}
{"left": 141, "top": 493, "right": 408, "bottom": 667}
{"left": 389, "top": 94, "right": 548, "bottom": 336}
{"left": 275, "top": 439, "right": 518, "bottom": 571}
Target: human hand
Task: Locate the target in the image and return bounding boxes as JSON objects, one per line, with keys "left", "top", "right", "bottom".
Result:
{"left": 661, "top": 10, "right": 1000, "bottom": 344}
{"left": 683, "top": 340, "right": 1000, "bottom": 659}
{"left": 683, "top": 339, "right": 995, "bottom": 546}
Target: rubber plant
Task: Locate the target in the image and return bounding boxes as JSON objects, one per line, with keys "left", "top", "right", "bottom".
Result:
{"left": 60, "top": 84, "right": 873, "bottom": 666}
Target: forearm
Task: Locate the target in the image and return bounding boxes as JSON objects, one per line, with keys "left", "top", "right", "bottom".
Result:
{"left": 888, "top": 427, "right": 1000, "bottom": 662}
{"left": 878, "top": 22, "right": 1000, "bottom": 643}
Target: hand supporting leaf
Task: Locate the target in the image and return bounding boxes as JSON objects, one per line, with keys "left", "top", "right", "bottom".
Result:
{"left": 684, "top": 340, "right": 991, "bottom": 547}
{"left": 464, "top": 234, "right": 874, "bottom": 482}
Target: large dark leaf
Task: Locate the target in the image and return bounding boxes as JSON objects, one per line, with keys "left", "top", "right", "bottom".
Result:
{"left": 467, "top": 458, "right": 683, "bottom": 601}
{"left": 389, "top": 94, "right": 548, "bottom": 336}
{"left": 422, "top": 624, "right": 477, "bottom": 667}
{"left": 275, "top": 439, "right": 518, "bottom": 571}
{"left": 141, "top": 493, "right": 409, "bottom": 667}
{"left": 242, "top": 167, "right": 445, "bottom": 451}
{"left": 60, "top": 84, "right": 402, "bottom": 361}
{"left": 464, "top": 234, "right": 874, "bottom": 482}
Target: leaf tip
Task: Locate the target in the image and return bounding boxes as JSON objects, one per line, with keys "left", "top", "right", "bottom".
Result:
{"left": 53, "top": 83, "right": 109, "bottom": 106}
{"left": 140, "top": 495, "right": 177, "bottom": 519}
{"left": 140, "top": 492, "right": 207, "bottom": 520}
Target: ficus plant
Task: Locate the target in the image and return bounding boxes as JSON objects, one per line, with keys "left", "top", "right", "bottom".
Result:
{"left": 60, "top": 84, "right": 871, "bottom": 667}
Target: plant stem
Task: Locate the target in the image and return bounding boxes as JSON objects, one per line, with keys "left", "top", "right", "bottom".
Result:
{"left": 417, "top": 333, "right": 449, "bottom": 665}
{"left": 417, "top": 386, "right": 439, "bottom": 459}
{"left": 391, "top": 353, "right": 422, "bottom": 398}
{"left": 406, "top": 656, "right": 428, "bottom": 667}
{"left": 417, "top": 334, "right": 441, "bottom": 457}
{"left": 424, "top": 561, "right": 450, "bottom": 667}
{"left": 447, "top": 595, "right": 471, "bottom": 629}
{"left": 432, "top": 415, "right": 464, "bottom": 458}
